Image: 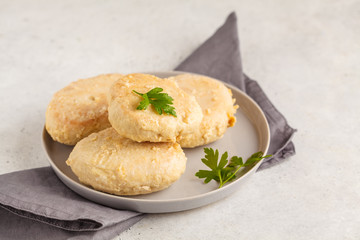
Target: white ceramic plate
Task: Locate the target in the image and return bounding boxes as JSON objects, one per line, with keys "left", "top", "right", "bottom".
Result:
{"left": 42, "top": 71, "right": 270, "bottom": 213}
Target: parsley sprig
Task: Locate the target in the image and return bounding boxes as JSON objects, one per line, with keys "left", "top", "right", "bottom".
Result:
{"left": 195, "top": 148, "right": 272, "bottom": 188}
{"left": 132, "top": 87, "right": 177, "bottom": 117}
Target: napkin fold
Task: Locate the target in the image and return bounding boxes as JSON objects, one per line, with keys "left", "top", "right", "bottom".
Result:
{"left": 0, "top": 12, "right": 296, "bottom": 240}
{"left": 175, "top": 12, "right": 296, "bottom": 169}
{"left": 0, "top": 167, "right": 143, "bottom": 240}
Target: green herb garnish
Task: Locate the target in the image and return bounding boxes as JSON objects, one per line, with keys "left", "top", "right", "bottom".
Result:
{"left": 195, "top": 148, "right": 272, "bottom": 188}
{"left": 132, "top": 87, "right": 177, "bottom": 117}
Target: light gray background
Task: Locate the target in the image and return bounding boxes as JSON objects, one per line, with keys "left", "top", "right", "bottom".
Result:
{"left": 0, "top": 0, "right": 359, "bottom": 239}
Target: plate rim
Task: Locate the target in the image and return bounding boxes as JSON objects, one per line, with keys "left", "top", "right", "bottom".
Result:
{"left": 42, "top": 71, "right": 270, "bottom": 211}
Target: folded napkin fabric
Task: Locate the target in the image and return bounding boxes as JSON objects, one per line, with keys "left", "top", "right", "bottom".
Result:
{"left": 0, "top": 167, "right": 143, "bottom": 240}
{"left": 0, "top": 12, "right": 296, "bottom": 240}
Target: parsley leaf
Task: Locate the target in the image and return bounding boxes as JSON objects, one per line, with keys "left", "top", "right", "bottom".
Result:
{"left": 195, "top": 148, "right": 272, "bottom": 188}
{"left": 132, "top": 88, "right": 177, "bottom": 117}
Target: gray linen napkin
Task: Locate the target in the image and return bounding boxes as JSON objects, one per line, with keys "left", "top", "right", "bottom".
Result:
{"left": 0, "top": 12, "right": 296, "bottom": 240}
{"left": 0, "top": 167, "right": 143, "bottom": 240}
{"left": 175, "top": 12, "right": 296, "bottom": 169}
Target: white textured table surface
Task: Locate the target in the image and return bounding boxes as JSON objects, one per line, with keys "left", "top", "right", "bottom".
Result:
{"left": 1, "top": 0, "right": 359, "bottom": 239}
